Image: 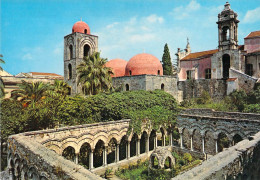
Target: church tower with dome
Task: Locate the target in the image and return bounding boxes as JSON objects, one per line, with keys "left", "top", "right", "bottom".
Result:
{"left": 64, "top": 20, "right": 98, "bottom": 95}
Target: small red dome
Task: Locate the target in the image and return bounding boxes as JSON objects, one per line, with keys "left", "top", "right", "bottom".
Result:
{"left": 125, "top": 53, "right": 163, "bottom": 76}
{"left": 105, "top": 59, "right": 127, "bottom": 77}
{"left": 72, "top": 21, "right": 91, "bottom": 34}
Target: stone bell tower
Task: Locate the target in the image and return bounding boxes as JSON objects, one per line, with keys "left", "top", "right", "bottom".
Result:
{"left": 64, "top": 20, "right": 98, "bottom": 95}
{"left": 217, "top": 2, "right": 239, "bottom": 51}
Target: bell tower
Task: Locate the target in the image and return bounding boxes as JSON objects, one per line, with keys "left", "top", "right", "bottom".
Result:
{"left": 64, "top": 20, "right": 98, "bottom": 95}
{"left": 217, "top": 2, "right": 239, "bottom": 51}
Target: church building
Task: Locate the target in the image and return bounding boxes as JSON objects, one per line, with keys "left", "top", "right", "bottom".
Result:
{"left": 64, "top": 2, "right": 259, "bottom": 101}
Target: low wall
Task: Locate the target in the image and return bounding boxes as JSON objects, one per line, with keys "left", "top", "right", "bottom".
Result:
{"left": 181, "top": 108, "right": 260, "bottom": 121}
{"left": 171, "top": 146, "right": 205, "bottom": 160}
{"left": 172, "top": 131, "right": 260, "bottom": 180}
{"left": 8, "top": 135, "right": 103, "bottom": 180}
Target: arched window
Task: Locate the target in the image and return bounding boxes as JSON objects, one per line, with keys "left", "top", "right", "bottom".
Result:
{"left": 83, "top": 44, "right": 90, "bottom": 57}
{"left": 205, "top": 68, "right": 211, "bottom": 79}
{"left": 222, "top": 26, "right": 230, "bottom": 41}
{"left": 69, "top": 45, "right": 73, "bottom": 59}
{"left": 186, "top": 70, "right": 192, "bottom": 79}
{"left": 129, "top": 70, "right": 132, "bottom": 76}
{"left": 84, "top": 29, "right": 87, "bottom": 34}
{"left": 161, "top": 83, "right": 164, "bottom": 90}
{"left": 68, "top": 64, "right": 72, "bottom": 80}
{"left": 158, "top": 70, "right": 160, "bottom": 75}
{"left": 126, "top": 84, "right": 129, "bottom": 91}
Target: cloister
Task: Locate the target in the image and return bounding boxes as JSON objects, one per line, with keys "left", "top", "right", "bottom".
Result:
{"left": 7, "top": 109, "right": 260, "bottom": 179}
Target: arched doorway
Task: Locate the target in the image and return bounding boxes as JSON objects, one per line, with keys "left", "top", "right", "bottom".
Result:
{"left": 62, "top": 146, "right": 76, "bottom": 162}
{"left": 107, "top": 138, "right": 117, "bottom": 164}
{"left": 119, "top": 135, "right": 127, "bottom": 161}
{"left": 126, "top": 84, "right": 129, "bottom": 91}
{"left": 140, "top": 131, "right": 148, "bottom": 154}
{"left": 217, "top": 132, "right": 230, "bottom": 152}
{"left": 79, "top": 142, "right": 91, "bottom": 168}
{"left": 161, "top": 83, "right": 164, "bottom": 91}
{"left": 149, "top": 130, "right": 156, "bottom": 151}
{"left": 193, "top": 129, "right": 202, "bottom": 152}
{"left": 130, "top": 133, "right": 138, "bottom": 157}
{"left": 233, "top": 134, "right": 243, "bottom": 145}
{"left": 182, "top": 128, "right": 190, "bottom": 149}
{"left": 94, "top": 140, "right": 105, "bottom": 168}
{"left": 222, "top": 54, "right": 230, "bottom": 79}
{"left": 83, "top": 44, "right": 90, "bottom": 57}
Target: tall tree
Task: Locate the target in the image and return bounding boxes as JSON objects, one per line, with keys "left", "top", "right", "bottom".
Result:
{"left": 77, "top": 52, "right": 113, "bottom": 95}
{"left": 162, "top": 43, "right": 173, "bottom": 75}
{"left": 0, "top": 54, "right": 5, "bottom": 98}
{"left": 47, "top": 80, "right": 70, "bottom": 98}
{"left": 11, "top": 80, "right": 50, "bottom": 107}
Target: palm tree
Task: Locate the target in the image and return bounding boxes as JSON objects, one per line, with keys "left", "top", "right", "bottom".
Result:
{"left": 77, "top": 52, "right": 113, "bottom": 95}
{"left": 47, "top": 80, "right": 71, "bottom": 98}
{"left": 11, "top": 80, "right": 50, "bottom": 107}
{"left": 0, "top": 54, "right": 5, "bottom": 98}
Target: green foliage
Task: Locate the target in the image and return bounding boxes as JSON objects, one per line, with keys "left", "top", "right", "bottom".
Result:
{"left": 227, "top": 90, "right": 247, "bottom": 111}
{"left": 243, "top": 104, "right": 260, "bottom": 113}
{"left": 183, "top": 153, "right": 192, "bottom": 164}
{"left": 196, "top": 91, "right": 212, "bottom": 104}
{"left": 77, "top": 52, "right": 113, "bottom": 95}
{"left": 162, "top": 43, "right": 173, "bottom": 75}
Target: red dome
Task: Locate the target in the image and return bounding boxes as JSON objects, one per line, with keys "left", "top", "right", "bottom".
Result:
{"left": 105, "top": 59, "right": 127, "bottom": 77}
{"left": 72, "top": 21, "right": 91, "bottom": 34}
{"left": 125, "top": 53, "right": 163, "bottom": 76}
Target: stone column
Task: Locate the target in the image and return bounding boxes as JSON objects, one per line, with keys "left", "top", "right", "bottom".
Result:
{"left": 145, "top": 137, "right": 149, "bottom": 153}
{"left": 180, "top": 133, "right": 183, "bottom": 149}
{"left": 169, "top": 132, "right": 173, "bottom": 146}
{"left": 154, "top": 135, "right": 158, "bottom": 149}
{"left": 190, "top": 136, "right": 193, "bottom": 151}
{"left": 202, "top": 136, "right": 205, "bottom": 153}
{"left": 215, "top": 139, "right": 218, "bottom": 154}
{"left": 127, "top": 141, "right": 130, "bottom": 159}
{"left": 89, "top": 149, "right": 94, "bottom": 170}
{"left": 136, "top": 138, "right": 140, "bottom": 156}
{"left": 162, "top": 134, "right": 165, "bottom": 146}
{"left": 9, "top": 170, "right": 14, "bottom": 180}
{"left": 103, "top": 147, "right": 107, "bottom": 166}
{"left": 116, "top": 144, "right": 119, "bottom": 162}
{"left": 75, "top": 153, "right": 79, "bottom": 164}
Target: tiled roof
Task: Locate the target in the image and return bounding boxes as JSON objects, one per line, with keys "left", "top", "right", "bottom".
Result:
{"left": 30, "top": 72, "right": 62, "bottom": 77}
{"left": 227, "top": 78, "right": 237, "bottom": 82}
{"left": 245, "top": 31, "right": 260, "bottom": 39}
{"left": 181, "top": 49, "right": 218, "bottom": 61}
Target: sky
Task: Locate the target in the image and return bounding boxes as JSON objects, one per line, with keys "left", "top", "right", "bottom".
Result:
{"left": 1, "top": 0, "right": 260, "bottom": 76}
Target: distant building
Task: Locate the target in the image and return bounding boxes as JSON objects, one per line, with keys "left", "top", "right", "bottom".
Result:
{"left": 1, "top": 71, "right": 63, "bottom": 98}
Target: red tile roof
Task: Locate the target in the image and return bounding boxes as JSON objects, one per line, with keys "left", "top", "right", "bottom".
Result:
{"left": 30, "top": 72, "right": 63, "bottom": 77}
{"left": 181, "top": 49, "right": 218, "bottom": 61}
{"left": 245, "top": 31, "right": 260, "bottom": 39}
{"left": 227, "top": 78, "right": 237, "bottom": 82}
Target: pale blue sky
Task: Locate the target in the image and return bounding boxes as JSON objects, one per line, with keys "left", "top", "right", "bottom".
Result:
{"left": 1, "top": 0, "right": 260, "bottom": 75}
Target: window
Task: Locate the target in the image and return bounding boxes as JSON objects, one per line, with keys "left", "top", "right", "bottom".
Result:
{"left": 68, "top": 64, "right": 72, "bottom": 80}
{"left": 83, "top": 44, "right": 90, "bottom": 57}
{"left": 126, "top": 84, "right": 129, "bottom": 91}
{"left": 84, "top": 29, "right": 87, "bottom": 34}
{"left": 129, "top": 70, "right": 132, "bottom": 76}
{"left": 205, "top": 68, "right": 211, "bottom": 79}
{"left": 222, "top": 26, "right": 230, "bottom": 41}
{"left": 68, "top": 87, "right": 71, "bottom": 95}
{"left": 246, "top": 64, "right": 253, "bottom": 76}
{"left": 69, "top": 45, "right": 73, "bottom": 59}
{"left": 186, "top": 70, "right": 192, "bottom": 80}
{"left": 161, "top": 83, "right": 164, "bottom": 90}
{"left": 158, "top": 70, "right": 160, "bottom": 75}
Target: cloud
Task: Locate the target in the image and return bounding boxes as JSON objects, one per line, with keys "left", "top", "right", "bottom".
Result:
{"left": 22, "top": 53, "right": 33, "bottom": 60}
{"left": 106, "top": 22, "right": 119, "bottom": 29}
{"left": 170, "top": 0, "right": 201, "bottom": 20}
{"left": 243, "top": 7, "right": 260, "bottom": 23}
{"left": 144, "top": 14, "right": 164, "bottom": 24}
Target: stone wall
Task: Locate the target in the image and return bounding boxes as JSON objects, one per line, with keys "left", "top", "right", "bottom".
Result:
{"left": 178, "top": 79, "right": 227, "bottom": 100}
{"left": 8, "top": 135, "right": 103, "bottom": 180}
{"left": 112, "top": 75, "right": 180, "bottom": 100}
{"left": 172, "top": 131, "right": 260, "bottom": 180}
{"left": 229, "top": 68, "right": 257, "bottom": 93}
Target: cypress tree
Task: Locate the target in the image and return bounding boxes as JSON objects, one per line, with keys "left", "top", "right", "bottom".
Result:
{"left": 162, "top": 43, "right": 173, "bottom": 75}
